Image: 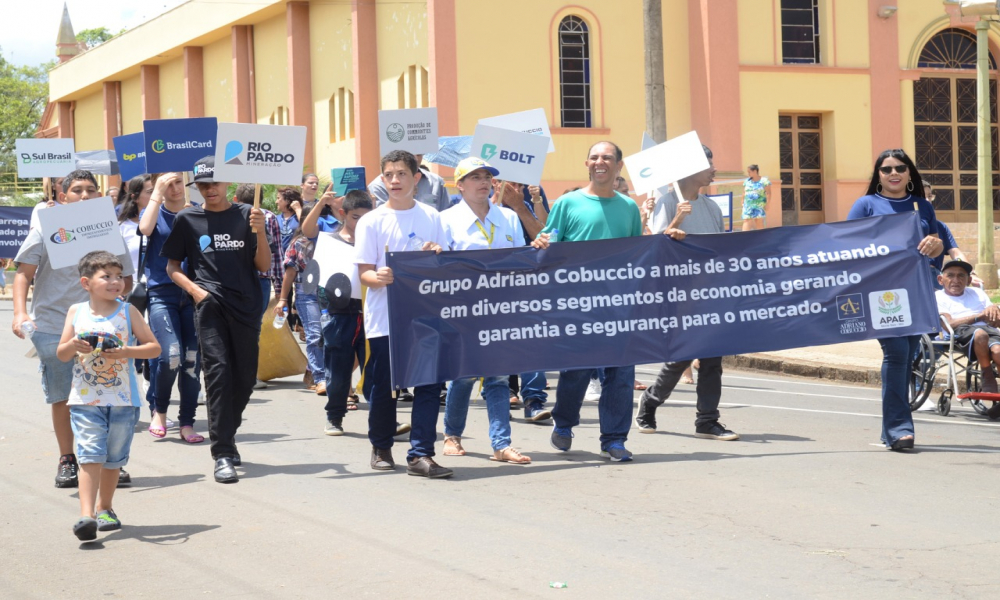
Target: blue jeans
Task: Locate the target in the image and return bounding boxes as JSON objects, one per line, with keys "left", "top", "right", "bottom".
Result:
{"left": 552, "top": 365, "right": 635, "bottom": 449}
{"left": 31, "top": 331, "right": 75, "bottom": 404}
{"left": 322, "top": 313, "right": 365, "bottom": 420}
{"left": 444, "top": 376, "right": 512, "bottom": 450}
{"left": 363, "top": 336, "right": 440, "bottom": 458}
{"left": 295, "top": 284, "right": 324, "bottom": 380}
{"left": 519, "top": 371, "right": 548, "bottom": 405}
{"left": 878, "top": 335, "right": 918, "bottom": 446}
{"left": 70, "top": 406, "right": 141, "bottom": 469}
{"left": 147, "top": 287, "right": 201, "bottom": 426}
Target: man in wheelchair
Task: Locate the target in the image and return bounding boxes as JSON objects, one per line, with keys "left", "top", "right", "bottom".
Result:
{"left": 936, "top": 260, "right": 1000, "bottom": 418}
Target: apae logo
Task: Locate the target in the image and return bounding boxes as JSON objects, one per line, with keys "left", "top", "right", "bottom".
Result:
{"left": 869, "top": 289, "right": 912, "bottom": 330}
{"left": 386, "top": 123, "right": 405, "bottom": 143}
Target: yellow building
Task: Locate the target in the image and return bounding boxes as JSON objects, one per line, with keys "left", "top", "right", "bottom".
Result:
{"left": 39, "top": 0, "right": 1000, "bottom": 228}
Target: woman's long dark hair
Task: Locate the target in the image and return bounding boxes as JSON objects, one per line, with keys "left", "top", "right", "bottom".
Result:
{"left": 865, "top": 149, "right": 926, "bottom": 198}
{"left": 117, "top": 174, "right": 152, "bottom": 223}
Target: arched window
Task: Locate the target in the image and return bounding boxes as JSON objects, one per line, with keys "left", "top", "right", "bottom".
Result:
{"left": 329, "top": 87, "right": 355, "bottom": 143}
{"left": 398, "top": 65, "right": 429, "bottom": 109}
{"left": 558, "top": 16, "right": 592, "bottom": 128}
{"left": 918, "top": 28, "right": 996, "bottom": 70}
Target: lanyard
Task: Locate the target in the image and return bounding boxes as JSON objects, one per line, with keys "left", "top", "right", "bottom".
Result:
{"left": 475, "top": 220, "right": 495, "bottom": 248}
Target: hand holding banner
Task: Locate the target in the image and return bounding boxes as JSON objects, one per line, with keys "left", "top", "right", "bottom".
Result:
{"left": 470, "top": 124, "right": 550, "bottom": 186}
{"left": 622, "top": 131, "right": 709, "bottom": 196}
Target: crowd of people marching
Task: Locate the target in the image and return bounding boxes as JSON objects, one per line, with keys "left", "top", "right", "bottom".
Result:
{"left": 10, "top": 139, "right": 950, "bottom": 542}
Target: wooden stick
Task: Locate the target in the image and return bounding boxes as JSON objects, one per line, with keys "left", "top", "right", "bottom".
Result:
{"left": 494, "top": 181, "right": 507, "bottom": 207}
{"left": 252, "top": 183, "right": 261, "bottom": 232}
{"left": 183, "top": 172, "right": 191, "bottom": 206}
{"left": 43, "top": 177, "right": 51, "bottom": 204}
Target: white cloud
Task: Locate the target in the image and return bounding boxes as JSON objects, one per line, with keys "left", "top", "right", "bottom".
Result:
{"left": 1, "top": 0, "right": 187, "bottom": 67}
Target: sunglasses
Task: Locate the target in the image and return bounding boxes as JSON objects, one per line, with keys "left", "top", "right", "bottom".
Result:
{"left": 879, "top": 165, "right": 908, "bottom": 175}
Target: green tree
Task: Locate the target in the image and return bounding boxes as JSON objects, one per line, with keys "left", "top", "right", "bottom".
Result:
{"left": 75, "top": 27, "right": 118, "bottom": 49}
{"left": 0, "top": 49, "right": 50, "bottom": 173}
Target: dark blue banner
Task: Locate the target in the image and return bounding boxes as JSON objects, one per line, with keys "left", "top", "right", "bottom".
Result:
{"left": 0, "top": 207, "right": 33, "bottom": 258}
{"left": 386, "top": 212, "right": 937, "bottom": 388}
{"left": 142, "top": 117, "right": 217, "bottom": 174}
{"left": 113, "top": 132, "right": 147, "bottom": 180}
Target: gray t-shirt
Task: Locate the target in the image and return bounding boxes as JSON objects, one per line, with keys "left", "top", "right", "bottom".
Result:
{"left": 367, "top": 166, "right": 451, "bottom": 212}
{"left": 15, "top": 225, "right": 134, "bottom": 335}
{"left": 649, "top": 188, "right": 724, "bottom": 235}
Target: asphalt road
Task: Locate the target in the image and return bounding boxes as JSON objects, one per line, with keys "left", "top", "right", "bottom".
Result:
{"left": 2, "top": 305, "right": 1000, "bottom": 599}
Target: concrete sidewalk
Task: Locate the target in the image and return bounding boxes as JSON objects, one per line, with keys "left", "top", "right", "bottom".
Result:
{"left": 722, "top": 340, "right": 886, "bottom": 388}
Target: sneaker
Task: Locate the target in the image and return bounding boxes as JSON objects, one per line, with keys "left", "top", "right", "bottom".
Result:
{"left": 584, "top": 378, "right": 602, "bottom": 401}
{"left": 55, "top": 454, "right": 78, "bottom": 488}
{"left": 635, "top": 417, "right": 656, "bottom": 434}
{"left": 524, "top": 402, "right": 552, "bottom": 422}
{"left": 694, "top": 421, "right": 740, "bottom": 441}
{"left": 406, "top": 456, "right": 454, "bottom": 478}
{"left": 635, "top": 395, "right": 658, "bottom": 434}
{"left": 600, "top": 442, "right": 634, "bottom": 462}
{"left": 550, "top": 426, "right": 574, "bottom": 452}
{"left": 253, "top": 379, "right": 268, "bottom": 390}
{"left": 73, "top": 517, "right": 98, "bottom": 541}
{"left": 96, "top": 509, "right": 121, "bottom": 531}
{"left": 371, "top": 446, "right": 395, "bottom": 470}
{"left": 118, "top": 469, "right": 131, "bottom": 487}
{"left": 396, "top": 389, "right": 414, "bottom": 402}
{"left": 324, "top": 417, "right": 344, "bottom": 436}
{"left": 315, "top": 381, "right": 327, "bottom": 396}
{"left": 395, "top": 422, "right": 411, "bottom": 436}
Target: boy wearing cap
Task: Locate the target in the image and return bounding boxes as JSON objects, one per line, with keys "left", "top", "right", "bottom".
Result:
{"left": 355, "top": 150, "right": 452, "bottom": 478}
{"left": 161, "top": 156, "right": 269, "bottom": 483}
{"left": 438, "top": 158, "right": 538, "bottom": 464}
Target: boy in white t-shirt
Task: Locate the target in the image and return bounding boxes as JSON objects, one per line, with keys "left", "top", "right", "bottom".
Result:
{"left": 354, "top": 150, "right": 452, "bottom": 478}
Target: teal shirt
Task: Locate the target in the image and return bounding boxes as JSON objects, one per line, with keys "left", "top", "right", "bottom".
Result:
{"left": 541, "top": 189, "right": 643, "bottom": 241}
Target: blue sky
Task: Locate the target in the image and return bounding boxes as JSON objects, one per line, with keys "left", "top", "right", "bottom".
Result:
{"left": 1, "top": 0, "right": 187, "bottom": 67}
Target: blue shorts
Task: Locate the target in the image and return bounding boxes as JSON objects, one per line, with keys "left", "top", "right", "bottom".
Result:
{"left": 31, "top": 331, "right": 75, "bottom": 404}
{"left": 70, "top": 405, "right": 141, "bottom": 469}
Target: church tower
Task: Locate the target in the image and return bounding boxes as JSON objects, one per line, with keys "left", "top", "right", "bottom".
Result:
{"left": 56, "top": 2, "right": 82, "bottom": 63}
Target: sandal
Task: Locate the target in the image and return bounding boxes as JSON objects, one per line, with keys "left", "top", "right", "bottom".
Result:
{"left": 147, "top": 425, "right": 166, "bottom": 439}
{"left": 633, "top": 381, "right": 647, "bottom": 391}
{"left": 347, "top": 394, "right": 359, "bottom": 411}
{"left": 443, "top": 435, "right": 466, "bottom": 456}
{"left": 491, "top": 447, "right": 531, "bottom": 464}
{"left": 179, "top": 426, "right": 205, "bottom": 444}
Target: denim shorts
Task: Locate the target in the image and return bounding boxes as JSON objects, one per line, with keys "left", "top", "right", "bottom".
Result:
{"left": 31, "top": 331, "right": 75, "bottom": 404}
{"left": 70, "top": 405, "right": 141, "bottom": 469}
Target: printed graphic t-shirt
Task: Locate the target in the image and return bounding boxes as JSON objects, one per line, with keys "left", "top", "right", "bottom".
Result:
{"left": 160, "top": 202, "right": 262, "bottom": 328}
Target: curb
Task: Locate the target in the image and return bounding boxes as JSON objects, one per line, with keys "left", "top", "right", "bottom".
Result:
{"left": 721, "top": 354, "right": 883, "bottom": 388}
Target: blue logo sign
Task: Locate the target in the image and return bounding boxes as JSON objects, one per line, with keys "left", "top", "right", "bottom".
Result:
{"left": 142, "top": 117, "right": 218, "bottom": 174}
{"left": 112, "top": 132, "right": 148, "bottom": 181}
{"left": 836, "top": 293, "right": 865, "bottom": 320}
{"left": 224, "top": 141, "right": 244, "bottom": 165}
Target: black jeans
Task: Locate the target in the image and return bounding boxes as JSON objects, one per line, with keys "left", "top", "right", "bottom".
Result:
{"left": 195, "top": 295, "right": 259, "bottom": 459}
{"left": 637, "top": 357, "right": 723, "bottom": 428}
{"left": 322, "top": 313, "right": 365, "bottom": 420}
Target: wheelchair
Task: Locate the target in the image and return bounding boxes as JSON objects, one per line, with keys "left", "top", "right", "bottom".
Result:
{"left": 909, "top": 318, "right": 991, "bottom": 417}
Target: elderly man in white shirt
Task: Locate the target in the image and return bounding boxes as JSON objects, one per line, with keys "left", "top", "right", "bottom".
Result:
{"left": 936, "top": 259, "right": 1000, "bottom": 417}
{"left": 437, "top": 157, "right": 541, "bottom": 464}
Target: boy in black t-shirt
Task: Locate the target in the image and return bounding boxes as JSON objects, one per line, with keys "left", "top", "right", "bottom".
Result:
{"left": 161, "top": 156, "right": 269, "bottom": 483}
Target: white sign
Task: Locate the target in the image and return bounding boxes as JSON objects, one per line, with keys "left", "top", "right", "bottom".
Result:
{"left": 313, "top": 232, "right": 361, "bottom": 300}
{"left": 479, "top": 109, "right": 555, "bottom": 153}
{"left": 377, "top": 108, "right": 439, "bottom": 156}
{"left": 15, "top": 138, "right": 76, "bottom": 178}
{"left": 641, "top": 131, "right": 656, "bottom": 151}
{"left": 212, "top": 123, "right": 307, "bottom": 185}
{"left": 622, "top": 131, "right": 710, "bottom": 195}
{"left": 470, "top": 124, "right": 550, "bottom": 186}
{"left": 37, "top": 197, "right": 125, "bottom": 270}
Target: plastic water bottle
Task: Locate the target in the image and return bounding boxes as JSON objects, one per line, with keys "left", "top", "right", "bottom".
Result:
{"left": 549, "top": 228, "right": 559, "bottom": 243}
{"left": 20, "top": 321, "right": 36, "bottom": 338}
{"left": 320, "top": 309, "right": 331, "bottom": 328}
{"left": 273, "top": 307, "right": 288, "bottom": 329}
{"left": 407, "top": 232, "right": 425, "bottom": 251}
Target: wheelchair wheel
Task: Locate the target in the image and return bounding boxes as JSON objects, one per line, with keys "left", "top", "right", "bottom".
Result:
{"left": 938, "top": 389, "right": 952, "bottom": 416}
{"left": 965, "top": 367, "right": 990, "bottom": 416}
{"left": 910, "top": 334, "right": 936, "bottom": 411}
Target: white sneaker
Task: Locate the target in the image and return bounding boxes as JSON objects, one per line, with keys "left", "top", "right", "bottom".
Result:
{"left": 585, "top": 378, "right": 602, "bottom": 401}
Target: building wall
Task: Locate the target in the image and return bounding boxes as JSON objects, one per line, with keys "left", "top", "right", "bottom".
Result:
{"left": 310, "top": 0, "right": 355, "bottom": 174}
{"left": 254, "top": 13, "right": 289, "bottom": 124}
{"left": 73, "top": 92, "right": 104, "bottom": 151}
{"left": 203, "top": 36, "right": 233, "bottom": 123}
{"left": 121, "top": 75, "right": 141, "bottom": 134}
{"left": 376, "top": 0, "right": 429, "bottom": 110}
{"left": 159, "top": 58, "right": 185, "bottom": 119}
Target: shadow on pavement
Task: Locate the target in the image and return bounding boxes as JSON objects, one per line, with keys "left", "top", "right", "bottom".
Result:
{"left": 737, "top": 433, "right": 815, "bottom": 443}
{"left": 237, "top": 462, "right": 352, "bottom": 479}
{"left": 126, "top": 473, "right": 205, "bottom": 492}
{"left": 81, "top": 523, "right": 221, "bottom": 548}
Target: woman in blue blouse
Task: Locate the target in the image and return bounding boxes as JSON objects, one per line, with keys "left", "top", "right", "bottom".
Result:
{"left": 847, "top": 149, "right": 944, "bottom": 451}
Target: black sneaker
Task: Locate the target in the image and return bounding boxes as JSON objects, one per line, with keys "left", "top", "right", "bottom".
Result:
{"left": 694, "top": 421, "right": 740, "bottom": 441}
{"left": 635, "top": 395, "right": 658, "bottom": 434}
{"left": 55, "top": 454, "right": 78, "bottom": 488}
{"left": 325, "top": 417, "right": 344, "bottom": 436}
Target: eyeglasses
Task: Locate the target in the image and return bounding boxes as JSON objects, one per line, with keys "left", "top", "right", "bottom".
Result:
{"left": 879, "top": 165, "right": 908, "bottom": 175}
